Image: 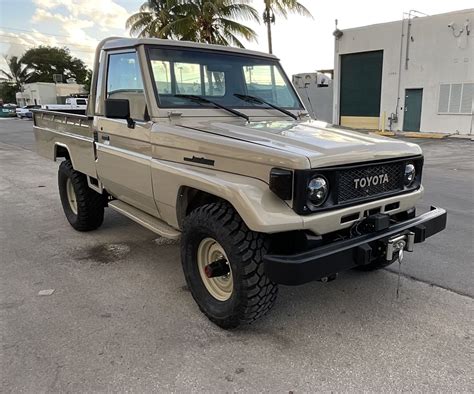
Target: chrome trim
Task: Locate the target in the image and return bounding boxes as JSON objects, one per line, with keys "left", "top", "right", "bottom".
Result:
{"left": 95, "top": 142, "right": 152, "bottom": 162}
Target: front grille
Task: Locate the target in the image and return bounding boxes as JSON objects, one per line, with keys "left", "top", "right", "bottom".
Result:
{"left": 336, "top": 162, "right": 405, "bottom": 203}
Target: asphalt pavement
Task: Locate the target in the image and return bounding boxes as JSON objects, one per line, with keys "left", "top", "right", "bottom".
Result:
{"left": 1, "top": 118, "right": 473, "bottom": 391}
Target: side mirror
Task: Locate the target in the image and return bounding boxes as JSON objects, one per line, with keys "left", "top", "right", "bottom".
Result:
{"left": 104, "top": 98, "right": 135, "bottom": 129}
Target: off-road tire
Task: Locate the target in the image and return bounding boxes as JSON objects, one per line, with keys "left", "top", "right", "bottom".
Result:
{"left": 181, "top": 202, "right": 278, "bottom": 329}
{"left": 58, "top": 160, "right": 105, "bottom": 231}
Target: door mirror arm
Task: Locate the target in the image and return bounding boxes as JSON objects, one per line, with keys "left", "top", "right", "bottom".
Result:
{"left": 127, "top": 117, "right": 135, "bottom": 129}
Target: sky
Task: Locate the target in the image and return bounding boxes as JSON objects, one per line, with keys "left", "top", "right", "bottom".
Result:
{"left": 0, "top": 0, "right": 473, "bottom": 77}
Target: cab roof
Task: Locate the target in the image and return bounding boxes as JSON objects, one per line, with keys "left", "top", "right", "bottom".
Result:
{"left": 101, "top": 37, "right": 279, "bottom": 60}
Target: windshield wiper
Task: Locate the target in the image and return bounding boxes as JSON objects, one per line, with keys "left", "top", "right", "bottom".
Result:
{"left": 234, "top": 93, "right": 298, "bottom": 120}
{"left": 174, "top": 94, "right": 249, "bottom": 122}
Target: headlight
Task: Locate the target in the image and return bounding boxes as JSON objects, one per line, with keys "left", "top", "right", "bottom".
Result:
{"left": 404, "top": 163, "right": 416, "bottom": 186}
{"left": 307, "top": 176, "right": 329, "bottom": 206}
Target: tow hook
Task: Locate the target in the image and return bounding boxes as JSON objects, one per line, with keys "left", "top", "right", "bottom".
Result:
{"left": 204, "top": 258, "right": 230, "bottom": 278}
{"left": 320, "top": 273, "right": 338, "bottom": 283}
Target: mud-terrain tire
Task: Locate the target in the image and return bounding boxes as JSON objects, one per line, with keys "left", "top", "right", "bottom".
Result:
{"left": 58, "top": 160, "right": 105, "bottom": 231}
{"left": 181, "top": 202, "right": 278, "bottom": 329}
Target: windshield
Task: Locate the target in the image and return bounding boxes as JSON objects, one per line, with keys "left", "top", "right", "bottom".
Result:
{"left": 147, "top": 46, "right": 303, "bottom": 111}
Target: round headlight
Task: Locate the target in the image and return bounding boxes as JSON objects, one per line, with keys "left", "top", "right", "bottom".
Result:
{"left": 404, "top": 163, "right": 416, "bottom": 186}
{"left": 307, "top": 176, "right": 329, "bottom": 206}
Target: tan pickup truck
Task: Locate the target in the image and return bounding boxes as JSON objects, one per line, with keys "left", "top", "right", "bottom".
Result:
{"left": 33, "top": 37, "right": 446, "bottom": 328}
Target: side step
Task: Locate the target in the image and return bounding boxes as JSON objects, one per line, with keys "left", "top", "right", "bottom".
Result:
{"left": 108, "top": 200, "right": 181, "bottom": 240}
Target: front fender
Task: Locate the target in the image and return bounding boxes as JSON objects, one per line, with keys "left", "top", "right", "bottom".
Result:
{"left": 150, "top": 159, "right": 303, "bottom": 233}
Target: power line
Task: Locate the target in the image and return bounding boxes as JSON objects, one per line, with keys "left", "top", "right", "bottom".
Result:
{"left": 0, "top": 26, "right": 76, "bottom": 39}
{"left": 0, "top": 35, "right": 96, "bottom": 53}
{"left": 0, "top": 40, "right": 95, "bottom": 54}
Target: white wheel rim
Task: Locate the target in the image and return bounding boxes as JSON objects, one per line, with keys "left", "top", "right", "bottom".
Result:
{"left": 66, "top": 178, "right": 78, "bottom": 215}
{"left": 197, "top": 238, "right": 233, "bottom": 301}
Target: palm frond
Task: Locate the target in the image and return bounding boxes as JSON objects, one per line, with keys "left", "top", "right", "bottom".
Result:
{"left": 269, "top": 0, "right": 312, "bottom": 18}
{"left": 219, "top": 18, "right": 257, "bottom": 42}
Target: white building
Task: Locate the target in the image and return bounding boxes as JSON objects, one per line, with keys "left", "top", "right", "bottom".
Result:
{"left": 332, "top": 9, "right": 474, "bottom": 134}
{"left": 16, "top": 82, "right": 86, "bottom": 106}
{"left": 292, "top": 71, "right": 333, "bottom": 122}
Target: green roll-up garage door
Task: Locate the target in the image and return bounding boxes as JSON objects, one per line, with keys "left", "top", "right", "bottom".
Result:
{"left": 340, "top": 50, "right": 383, "bottom": 129}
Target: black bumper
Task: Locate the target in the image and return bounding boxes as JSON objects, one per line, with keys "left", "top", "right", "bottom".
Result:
{"left": 263, "top": 206, "right": 447, "bottom": 285}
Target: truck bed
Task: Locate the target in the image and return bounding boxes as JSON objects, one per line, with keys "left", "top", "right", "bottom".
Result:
{"left": 33, "top": 110, "right": 97, "bottom": 177}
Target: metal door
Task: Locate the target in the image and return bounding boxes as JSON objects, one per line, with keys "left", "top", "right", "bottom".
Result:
{"left": 403, "top": 89, "right": 423, "bottom": 131}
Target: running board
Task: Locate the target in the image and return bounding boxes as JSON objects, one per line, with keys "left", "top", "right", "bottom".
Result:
{"left": 108, "top": 200, "right": 181, "bottom": 240}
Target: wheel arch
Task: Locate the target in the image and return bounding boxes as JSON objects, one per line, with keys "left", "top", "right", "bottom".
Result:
{"left": 54, "top": 143, "right": 73, "bottom": 165}
{"left": 176, "top": 186, "right": 228, "bottom": 229}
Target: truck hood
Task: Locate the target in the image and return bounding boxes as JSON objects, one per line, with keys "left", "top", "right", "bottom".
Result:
{"left": 183, "top": 118, "right": 422, "bottom": 168}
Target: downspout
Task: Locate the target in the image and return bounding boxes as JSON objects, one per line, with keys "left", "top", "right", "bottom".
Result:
{"left": 404, "top": 13, "right": 412, "bottom": 70}
{"left": 394, "top": 14, "right": 406, "bottom": 130}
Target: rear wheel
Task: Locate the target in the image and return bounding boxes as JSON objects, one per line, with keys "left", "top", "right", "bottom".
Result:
{"left": 181, "top": 202, "right": 278, "bottom": 329}
{"left": 58, "top": 160, "right": 106, "bottom": 231}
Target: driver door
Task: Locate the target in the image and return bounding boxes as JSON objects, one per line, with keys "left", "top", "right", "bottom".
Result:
{"left": 95, "top": 50, "right": 159, "bottom": 217}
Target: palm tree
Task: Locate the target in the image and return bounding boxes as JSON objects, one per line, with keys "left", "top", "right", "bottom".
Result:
{"left": 126, "top": 0, "right": 179, "bottom": 38}
{"left": 173, "top": 0, "right": 259, "bottom": 47}
{"left": 263, "top": 0, "right": 312, "bottom": 53}
{"left": 0, "top": 56, "right": 30, "bottom": 87}
{"left": 126, "top": 0, "right": 259, "bottom": 48}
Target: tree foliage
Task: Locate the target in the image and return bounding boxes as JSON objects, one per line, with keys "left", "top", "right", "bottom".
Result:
{"left": 0, "top": 82, "right": 18, "bottom": 103}
{"left": 263, "top": 0, "right": 312, "bottom": 53}
{"left": 21, "top": 46, "right": 88, "bottom": 84}
{"left": 126, "top": 0, "right": 259, "bottom": 48}
{"left": 264, "top": 0, "right": 311, "bottom": 18}
{"left": 83, "top": 69, "right": 93, "bottom": 93}
{"left": 0, "top": 56, "right": 31, "bottom": 87}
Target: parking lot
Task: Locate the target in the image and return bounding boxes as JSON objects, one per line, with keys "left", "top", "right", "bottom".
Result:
{"left": 1, "top": 118, "right": 473, "bottom": 391}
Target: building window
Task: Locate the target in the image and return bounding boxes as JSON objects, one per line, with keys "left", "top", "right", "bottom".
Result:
{"left": 438, "top": 83, "right": 473, "bottom": 114}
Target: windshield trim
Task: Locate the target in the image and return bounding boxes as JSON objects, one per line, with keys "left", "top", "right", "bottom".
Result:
{"left": 145, "top": 45, "right": 304, "bottom": 114}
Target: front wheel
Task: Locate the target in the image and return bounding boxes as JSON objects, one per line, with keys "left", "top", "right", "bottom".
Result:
{"left": 58, "top": 160, "right": 106, "bottom": 231}
{"left": 181, "top": 202, "right": 278, "bottom": 329}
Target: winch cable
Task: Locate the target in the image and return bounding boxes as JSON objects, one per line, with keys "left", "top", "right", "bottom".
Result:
{"left": 396, "top": 248, "right": 404, "bottom": 299}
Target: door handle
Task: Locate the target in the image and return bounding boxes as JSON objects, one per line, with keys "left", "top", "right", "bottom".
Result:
{"left": 101, "top": 135, "right": 110, "bottom": 141}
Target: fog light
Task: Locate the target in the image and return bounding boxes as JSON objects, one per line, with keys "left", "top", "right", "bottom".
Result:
{"left": 307, "top": 176, "right": 329, "bottom": 206}
{"left": 404, "top": 163, "right": 416, "bottom": 186}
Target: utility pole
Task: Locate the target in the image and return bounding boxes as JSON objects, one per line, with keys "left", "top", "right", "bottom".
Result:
{"left": 263, "top": 0, "right": 275, "bottom": 54}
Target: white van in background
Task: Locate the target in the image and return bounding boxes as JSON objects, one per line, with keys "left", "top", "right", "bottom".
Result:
{"left": 42, "top": 97, "right": 88, "bottom": 114}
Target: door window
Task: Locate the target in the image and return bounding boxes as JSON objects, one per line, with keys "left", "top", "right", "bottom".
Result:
{"left": 107, "top": 52, "right": 146, "bottom": 120}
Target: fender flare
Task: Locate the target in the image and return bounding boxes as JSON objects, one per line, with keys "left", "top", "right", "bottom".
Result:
{"left": 151, "top": 159, "right": 303, "bottom": 233}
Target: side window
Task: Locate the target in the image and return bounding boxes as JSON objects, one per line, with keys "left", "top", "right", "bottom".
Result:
{"left": 107, "top": 52, "right": 146, "bottom": 120}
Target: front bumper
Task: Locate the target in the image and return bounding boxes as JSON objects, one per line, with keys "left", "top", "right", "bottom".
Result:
{"left": 263, "top": 206, "right": 447, "bottom": 285}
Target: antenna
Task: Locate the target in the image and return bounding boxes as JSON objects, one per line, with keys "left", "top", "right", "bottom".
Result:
{"left": 333, "top": 19, "right": 343, "bottom": 39}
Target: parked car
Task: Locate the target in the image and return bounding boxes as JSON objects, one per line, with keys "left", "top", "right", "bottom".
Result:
{"left": 0, "top": 105, "right": 17, "bottom": 118}
{"left": 16, "top": 105, "right": 41, "bottom": 119}
{"left": 33, "top": 37, "right": 447, "bottom": 328}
